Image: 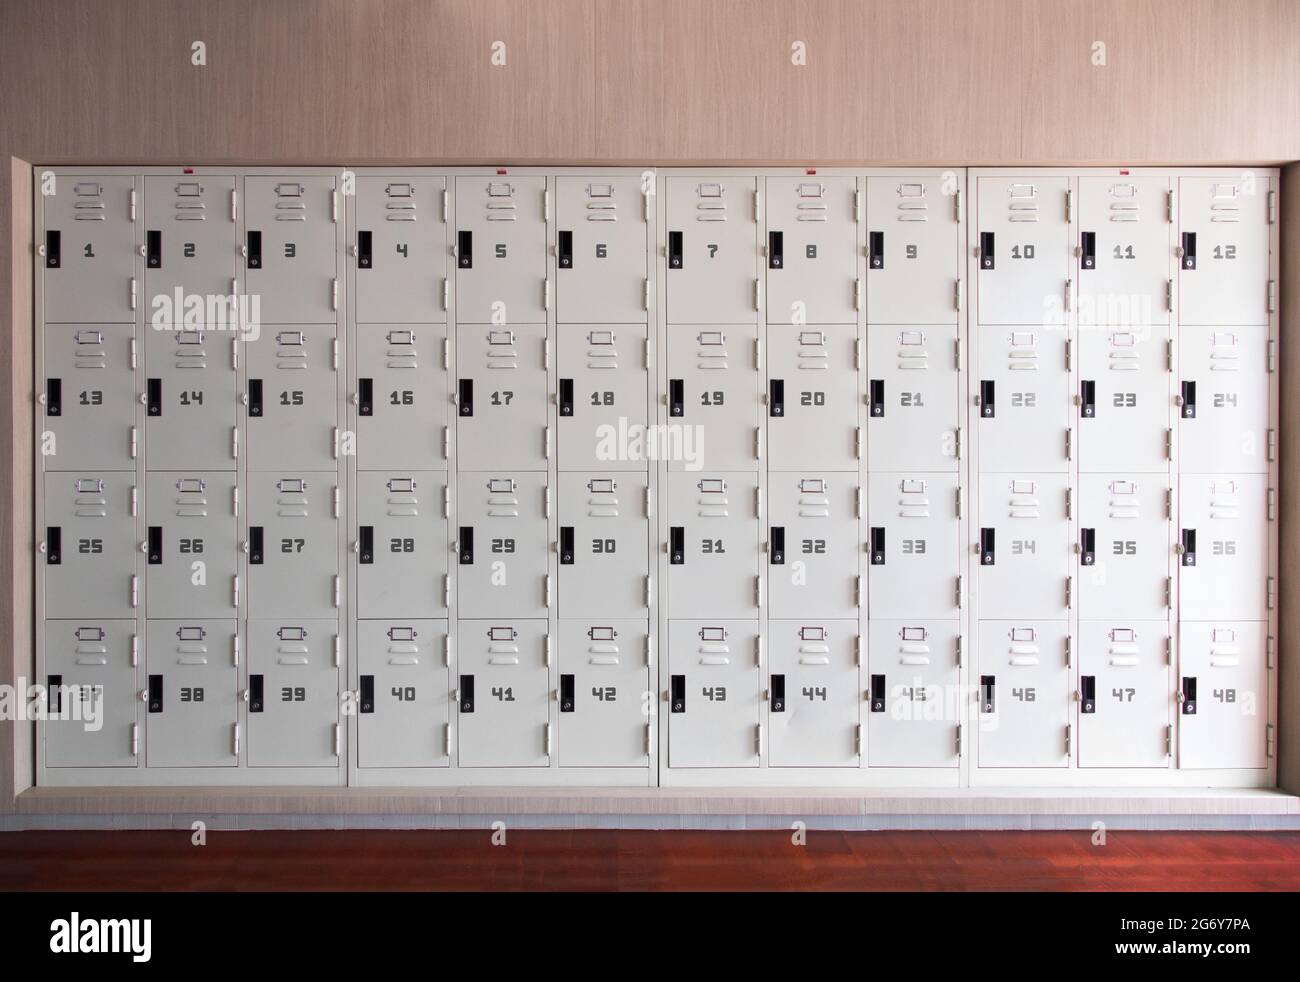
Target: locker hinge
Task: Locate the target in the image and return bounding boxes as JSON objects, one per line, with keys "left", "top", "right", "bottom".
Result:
{"left": 754, "top": 723, "right": 763, "bottom": 757}
{"left": 333, "top": 575, "right": 341, "bottom": 608}
{"left": 953, "top": 278, "right": 961, "bottom": 312}
{"left": 1064, "top": 634, "right": 1072, "bottom": 668}
{"left": 955, "top": 426, "right": 962, "bottom": 460}
{"left": 231, "top": 426, "right": 239, "bottom": 459}
{"left": 543, "top": 336, "right": 551, "bottom": 371}
{"left": 545, "top": 574, "right": 553, "bottom": 609}
{"left": 1064, "top": 188, "right": 1072, "bottom": 222}
{"left": 854, "top": 634, "right": 862, "bottom": 667}
{"left": 854, "top": 187, "right": 862, "bottom": 223}
{"left": 442, "top": 485, "right": 450, "bottom": 519}
{"left": 544, "top": 721, "right": 552, "bottom": 756}
{"left": 956, "top": 634, "right": 963, "bottom": 668}
{"left": 1064, "top": 277, "right": 1073, "bottom": 310}
{"left": 1268, "top": 339, "right": 1277, "bottom": 373}
{"left": 233, "top": 722, "right": 241, "bottom": 757}
{"left": 754, "top": 188, "right": 762, "bottom": 222}
{"left": 443, "top": 633, "right": 453, "bottom": 667}
{"left": 1267, "top": 487, "right": 1276, "bottom": 521}
{"left": 855, "top": 574, "right": 864, "bottom": 609}
{"left": 755, "top": 634, "right": 763, "bottom": 667}
{"left": 130, "top": 336, "right": 138, "bottom": 369}
{"left": 331, "top": 190, "right": 338, "bottom": 223}
{"left": 1165, "top": 724, "right": 1172, "bottom": 756}
{"left": 754, "top": 426, "right": 763, "bottom": 460}
{"left": 129, "top": 276, "right": 137, "bottom": 310}
{"left": 1166, "top": 338, "right": 1175, "bottom": 372}
{"left": 442, "top": 426, "right": 450, "bottom": 460}
{"left": 441, "top": 574, "right": 452, "bottom": 610}
{"left": 754, "top": 575, "right": 762, "bottom": 609}
{"left": 543, "top": 278, "right": 551, "bottom": 311}
{"left": 1164, "top": 428, "right": 1173, "bottom": 461}
{"left": 331, "top": 426, "right": 339, "bottom": 460}
{"left": 644, "top": 337, "right": 652, "bottom": 370}
{"left": 231, "top": 278, "right": 239, "bottom": 313}
{"left": 544, "top": 632, "right": 552, "bottom": 666}
{"left": 1065, "top": 486, "right": 1073, "bottom": 519}
{"left": 442, "top": 278, "right": 449, "bottom": 312}
{"left": 855, "top": 484, "right": 863, "bottom": 519}
{"left": 1267, "top": 428, "right": 1277, "bottom": 462}
{"left": 1164, "top": 636, "right": 1172, "bottom": 665}
{"left": 645, "top": 485, "right": 653, "bottom": 518}
{"left": 1165, "top": 576, "right": 1172, "bottom": 609}
{"left": 130, "top": 574, "right": 139, "bottom": 609}
{"left": 1165, "top": 487, "right": 1173, "bottom": 520}
{"left": 544, "top": 486, "right": 551, "bottom": 518}
{"left": 854, "top": 276, "right": 863, "bottom": 312}
{"left": 1267, "top": 189, "right": 1277, "bottom": 224}
{"left": 1065, "top": 575, "right": 1072, "bottom": 610}
{"left": 332, "top": 338, "right": 339, "bottom": 370}
{"left": 754, "top": 337, "right": 762, "bottom": 369}
{"left": 232, "top": 486, "right": 239, "bottom": 516}
{"left": 232, "top": 337, "right": 239, "bottom": 370}
{"left": 332, "top": 723, "right": 341, "bottom": 757}
{"left": 1266, "top": 635, "right": 1276, "bottom": 670}
{"left": 1266, "top": 723, "right": 1276, "bottom": 759}
{"left": 1064, "top": 723, "right": 1072, "bottom": 757}
{"left": 646, "top": 634, "right": 654, "bottom": 668}
{"left": 130, "top": 634, "right": 139, "bottom": 667}
{"left": 1266, "top": 575, "right": 1276, "bottom": 610}
{"left": 1065, "top": 338, "right": 1072, "bottom": 371}
{"left": 442, "top": 188, "right": 449, "bottom": 223}
{"left": 854, "top": 337, "right": 862, "bottom": 371}
{"left": 643, "top": 187, "right": 652, "bottom": 222}
{"left": 955, "top": 574, "right": 963, "bottom": 610}
{"left": 954, "top": 188, "right": 962, "bottom": 222}
{"left": 334, "top": 635, "right": 341, "bottom": 668}
{"left": 233, "top": 574, "right": 241, "bottom": 609}
{"left": 1165, "top": 279, "right": 1173, "bottom": 312}
{"left": 446, "top": 723, "right": 455, "bottom": 756}
{"left": 231, "top": 188, "right": 238, "bottom": 222}
{"left": 854, "top": 426, "right": 863, "bottom": 460}
{"left": 645, "top": 722, "right": 653, "bottom": 756}
{"left": 130, "top": 721, "right": 139, "bottom": 756}
{"left": 955, "top": 486, "right": 962, "bottom": 519}
{"left": 129, "top": 187, "right": 137, "bottom": 222}
{"left": 643, "top": 277, "right": 650, "bottom": 312}
{"left": 543, "top": 188, "right": 550, "bottom": 221}
{"left": 1165, "top": 189, "right": 1174, "bottom": 223}
{"left": 544, "top": 425, "right": 552, "bottom": 460}
{"left": 644, "top": 574, "right": 653, "bottom": 608}
{"left": 331, "top": 278, "right": 339, "bottom": 311}
{"left": 954, "top": 338, "right": 962, "bottom": 371}
{"left": 1267, "top": 279, "right": 1277, "bottom": 313}
{"left": 955, "top": 723, "right": 962, "bottom": 757}
{"left": 130, "top": 428, "right": 138, "bottom": 461}
{"left": 755, "top": 487, "right": 762, "bottom": 518}
{"left": 855, "top": 723, "right": 862, "bottom": 756}
{"left": 753, "top": 278, "right": 762, "bottom": 311}
{"left": 1065, "top": 428, "right": 1072, "bottom": 461}
{"left": 333, "top": 485, "right": 340, "bottom": 519}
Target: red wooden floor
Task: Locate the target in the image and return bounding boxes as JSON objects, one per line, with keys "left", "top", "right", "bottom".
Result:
{"left": 3, "top": 829, "right": 1299, "bottom": 890}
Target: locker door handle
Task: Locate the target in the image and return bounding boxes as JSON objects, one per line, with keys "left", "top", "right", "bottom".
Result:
{"left": 770, "top": 526, "right": 785, "bottom": 565}
{"left": 869, "top": 379, "right": 885, "bottom": 417}
{"left": 459, "top": 674, "right": 475, "bottom": 713}
{"left": 146, "top": 378, "right": 162, "bottom": 417}
{"left": 358, "top": 675, "right": 374, "bottom": 713}
{"left": 458, "top": 378, "right": 473, "bottom": 416}
{"left": 357, "top": 378, "right": 373, "bottom": 417}
{"left": 979, "top": 527, "right": 995, "bottom": 565}
{"left": 980, "top": 675, "right": 996, "bottom": 713}
{"left": 45, "top": 526, "right": 62, "bottom": 565}
{"left": 668, "top": 379, "right": 684, "bottom": 417}
{"left": 1180, "top": 528, "right": 1196, "bottom": 567}
{"left": 557, "top": 230, "right": 573, "bottom": 268}
{"left": 558, "top": 378, "right": 574, "bottom": 417}
{"left": 1080, "top": 231, "right": 1096, "bottom": 270}
{"left": 147, "top": 526, "right": 162, "bottom": 565}
{"left": 1180, "top": 380, "right": 1196, "bottom": 419}
{"left": 870, "top": 674, "right": 886, "bottom": 712}
{"left": 869, "top": 230, "right": 884, "bottom": 269}
{"left": 45, "top": 230, "right": 61, "bottom": 268}
{"left": 870, "top": 527, "right": 886, "bottom": 565}
{"left": 1080, "top": 675, "right": 1096, "bottom": 714}
{"left": 669, "top": 527, "right": 685, "bottom": 564}
{"left": 768, "top": 230, "right": 784, "bottom": 269}
{"left": 1181, "top": 676, "right": 1197, "bottom": 714}
{"left": 457, "top": 230, "right": 473, "bottom": 268}
{"left": 45, "top": 379, "right": 62, "bottom": 416}
{"left": 147, "top": 674, "right": 164, "bottom": 713}
{"left": 247, "top": 230, "right": 263, "bottom": 269}
{"left": 458, "top": 526, "right": 474, "bottom": 564}
{"left": 248, "top": 379, "right": 263, "bottom": 418}
{"left": 670, "top": 674, "right": 686, "bottom": 713}
{"left": 1080, "top": 527, "right": 1095, "bottom": 566}
{"left": 668, "top": 231, "right": 683, "bottom": 269}
{"left": 769, "top": 379, "right": 784, "bottom": 417}
{"left": 1080, "top": 379, "right": 1095, "bottom": 418}
{"left": 249, "top": 674, "right": 264, "bottom": 713}
{"left": 559, "top": 526, "right": 575, "bottom": 565}
{"left": 979, "top": 231, "right": 995, "bottom": 269}
{"left": 356, "top": 230, "right": 372, "bottom": 269}
{"left": 979, "top": 380, "right": 995, "bottom": 417}
{"left": 359, "top": 526, "right": 375, "bottom": 564}
{"left": 146, "top": 230, "right": 161, "bottom": 269}
{"left": 1180, "top": 231, "right": 1196, "bottom": 270}
{"left": 249, "top": 526, "right": 264, "bottom": 565}
{"left": 560, "top": 674, "right": 575, "bottom": 712}
{"left": 770, "top": 674, "right": 785, "bottom": 712}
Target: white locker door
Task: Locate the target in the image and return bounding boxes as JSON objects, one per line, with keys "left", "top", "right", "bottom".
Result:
{"left": 976, "top": 176, "right": 1071, "bottom": 326}
{"left": 1076, "top": 176, "right": 1171, "bottom": 327}
{"left": 455, "top": 472, "right": 548, "bottom": 620}
{"left": 866, "top": 175, "right": 961, "bottom": 325}
{"left": 145, "top": 472, "right": 239, "bottom": 619}
{"left": 667, "top": 620, "right": 761, "bottom": 768}
{"left": 456, "top": 322, "right": 548, "bottom": 471}
{"left": 143, "top": 175, "right": 238, "bottom": 314}
{"left": 356, "top": 472, "right": 449, "bottom": 620}
{"left": 1178, "top": 176, "right": 1271, "bottom": 327}
{"left": 766, "top": 324, "right": 859, "bottom": 471}
{"left": 44, "top": 620, "right": 138, "bottom": 768}
{"left": 354, "top": 175, "right": 448, "bottom": 324}
{"left": 768, "top": 621, "right": 859, "bottom": 767}
{"left": 667, "top": 473, "right": 760, "bottom": 619}
{"left": 557, "top": 620, "right": 650, "bottom": 767}
{"left": 976, "top": 473, "right": 1071, "bottom": 620}
{"left": 1177, "top": 323, "right": 1269, "bottom": 474}
{"left": 243, "top": 176, "right": 339, "bottom": 324}
{"left": 666, "top": 323, "right": 760, "bottom": 472}
{"left": 454, "top": 177, "right": 548, "bottom": 325}
{"left": 355, "top": 324, "right": 448, "bottom": 472}
{"left": 1178, "top": 474, "right": 1268, "bottom": 621}
{"left": 144, "top": 326, "right": 238, "bottom": 471}
{"left": 456, "top": 620, "right": 550, "bottom": 767}
{"left": 975, "top": 324, "right": 1071, "bottom": 473}
{"left": 1178, "top": 621, "right": 1268, "bottom": 769}
{"left": 867, "top": 620, "right": 961, "bottom": 768}
{"left": 555, "top": 175, "right": 649, "bottom": 324}
{"left": 866, "top": 324, "right": 960, "bottom": 473}
{"left": 976, "top": 620, "right": 1071, "bottom": 768}
{"left": 1077, "top": 475, "right": 1170, "bottom": 621}
{"left": 767, "top": 475, "right": 859, "bottom": 621}
{"left": 43, "top": 473, "right": 137, "bottom": 620}
{"left": 356, "top": 620, "right": 449, "bottom": 768}
{"left": 246, "top": 620, "right": 339, "bottom": 768}
{"left": 764, "top": 176, "right": 857, "bottom": 326}
{"left": 867, "top": 473, "right": 961, "bottom": 619}
{"left": 246, "top": 474, "right": 339, "bottom": 620}
{"left": 42, "top": 176, "right": 136, "bottom": 324}
{"left": 245, "top": 324, "right": 339, "bottom": 472}
{"left": 42, "top": 325, "right": 137, "bottom": 471}
{"left": 1076, "top": 324, "right": 1171, "bottom": 473}
{"left": 558, "top": 473, "right": 648, "bottom": 620}
{"left": 665, "top": 176, "right": 759, "bottom": 324}
{"left": 145, "top": 619, "right": 238, "bottom": 768}
{"left": 557, "top": 322, "right": 649, "bottom": 472}
{"left": 1077, "top": 621, "right": 1170, "bottom": 768}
